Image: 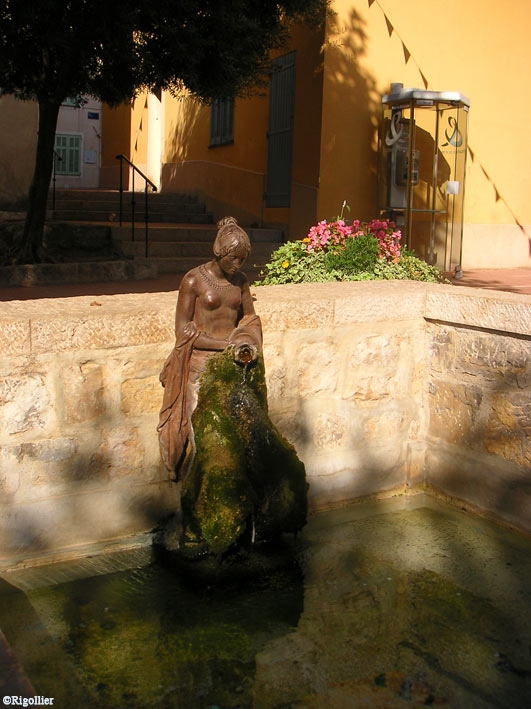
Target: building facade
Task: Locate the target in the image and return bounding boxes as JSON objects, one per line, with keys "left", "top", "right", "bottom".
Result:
{"left": 2, "top": 0, "right": 530, "bottom": 269}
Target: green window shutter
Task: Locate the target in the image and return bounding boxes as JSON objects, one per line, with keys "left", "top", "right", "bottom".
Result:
{"left": 54, "top": 134, "right": 81, "bottom": 175}
{"left": 210, "top": 98, "right": 234, "bottom": 147}
{"left": 265, "top": 51, "right": 296, "bottom": 208}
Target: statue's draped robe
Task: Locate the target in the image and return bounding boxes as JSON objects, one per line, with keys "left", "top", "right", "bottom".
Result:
{"left": 157, "top": 314, "right": 263, "bottom": 480}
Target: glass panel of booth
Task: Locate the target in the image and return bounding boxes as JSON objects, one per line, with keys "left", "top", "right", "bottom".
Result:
{"left": 379, "top": 87, "right": 469, "bottom": 273}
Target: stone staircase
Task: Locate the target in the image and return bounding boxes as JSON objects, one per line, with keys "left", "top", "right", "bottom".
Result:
{"left": 47, "top": 189, "right": 283, "bottom": 280}
{"left": 49, "top": 189, "right": 212, "bottom": 224}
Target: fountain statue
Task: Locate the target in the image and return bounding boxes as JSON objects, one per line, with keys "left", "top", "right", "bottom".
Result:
{"left": 157, "top": 217, "right": 307, "bottom": 562}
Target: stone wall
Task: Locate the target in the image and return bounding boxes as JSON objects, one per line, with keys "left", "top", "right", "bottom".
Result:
{"left": 0, "top": 281, "right": 529, "bottom": 568}
{"left": 424, "top": 289, "right": 531, "bottom": 532}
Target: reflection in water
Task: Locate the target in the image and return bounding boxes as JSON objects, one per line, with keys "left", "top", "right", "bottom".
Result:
{"left": 2, "top": 495, "right": 531, "bottom": 708}
{"left": 2, "top": 554, "right": 303, "bottom": 708}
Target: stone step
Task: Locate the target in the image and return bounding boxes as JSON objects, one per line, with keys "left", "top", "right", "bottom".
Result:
{"left": 44, "top": 190, "right": 282, "bottom": 278}
{"left": 118, "top": 239, "right": 280, "bottom": 260}
{"left": 49, "top": 189, "right": 201, "bottom": 205}
{"left": 50, "top": 209, "right": 213, "bottom": 224}
{"left": 149, "top": 256, "right": 268, "bottom": 277}
{"left": 47, "top": 189, "right": 215, "bottom": 224}
{"left": 110, "top": 224, "right": 283, "bottom": 244}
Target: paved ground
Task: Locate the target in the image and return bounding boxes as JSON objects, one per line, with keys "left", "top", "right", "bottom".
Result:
{"left": 451, "top": 267, "right": 531, "bottom": 296}
{"left": 0, "top": 267, "right": 530, "bottom": 301}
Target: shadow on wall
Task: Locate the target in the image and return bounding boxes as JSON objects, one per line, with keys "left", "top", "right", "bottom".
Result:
{"left": 425, "top": 322, "right": 531, "bottom": 533}
{"left": 164, "top": 98, "right": 203, "bottom": 167}
{"left": 158, "top": 8, "right": 384, "bottom": 227}
{"left": 320, "top": 8, "right": 381, "bottom": 218}
{"left": 1, "top": 404, "right": 174, "bottom": 566}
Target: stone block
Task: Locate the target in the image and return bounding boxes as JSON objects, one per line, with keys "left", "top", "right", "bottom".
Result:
{"left": 363, "top": 410, "right": 408, "bottom": 443}
{"left": 0, "top": 446, "right": 21, "bottom": 496}
{"left": 333, "top": 281, "right": 426, "bottom": 325}
{"left": 344, "top": 373, "right": 399, "bottom": 404}
{"left": 425, "top": 445, "right": 531, "bottom": 534}
{"left": 0, "top": 373, "right": 51, "bottom": 435}
{"left": 120, "top": 374, "right": 161, "bottom": 416}
{"left": 296, "top": 338, "right": 340, "bottom": 398}
{"left": 428, "top": 324, "right": 456, "bottom": 373}
{"left": 485, "top": 392, "right": 531, "bottom": 468}
{"left": 455, "top": 331, "right": 531, "bottom": 386}
{"left": 62, "top": 361, "right": 106, "bottom": 423}
{"left": 92, "top": 426, "right": 145, "bottom": 479}
{"left": 0, "top": 319, "right": 31, "bottom": 356}
{"left": 18, "top": 438, "right": 79, "bottom": 490}
{"left": 428, "top": 379, "right": 483, "bottom": 445}
{"left": 426, "top": 288, "right": 531, "bottom": 337}
{"left": 20, "top": 438, "right": 76, "bottom": 463}
{"left": 312, "top": 411, "right": 351, "bottom": 450}
{"left": 256, "top": 296, "right": 334, "bottom": 332}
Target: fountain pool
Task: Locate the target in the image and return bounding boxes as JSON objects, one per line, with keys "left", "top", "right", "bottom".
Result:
{"left": 1, "top": 493, "right": 531, "bottom": 708}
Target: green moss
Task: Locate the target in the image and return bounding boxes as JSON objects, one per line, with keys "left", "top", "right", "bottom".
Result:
{"left": 180, "top": 349, "right": 307, "bottom": 557}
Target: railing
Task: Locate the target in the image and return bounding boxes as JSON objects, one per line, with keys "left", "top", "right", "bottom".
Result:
{"left": 115, "top": 154, "right": 157, "bottom": 257}
{"left": 51, "top": 150, "right": 63, "bottom": 210}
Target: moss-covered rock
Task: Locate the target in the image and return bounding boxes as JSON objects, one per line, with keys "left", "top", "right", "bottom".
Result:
{"left": 180, "top": 349, "right": 307, "bottom": 558}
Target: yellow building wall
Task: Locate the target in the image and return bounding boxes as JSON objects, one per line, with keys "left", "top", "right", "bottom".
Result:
{"left": 161, "top": 89, "right": 269, "bottom": 226}
{"left": 99, "top": 1, "right": 531, "bottom": 267}
{"left": 100, "top": 103, "right": 132, "bottom": 189}
{"left": 101, "top": 95, "right": 153, "bottom": 191}
{"left": 0, "top": 96, "right": 38, "bottom": 206}
{"left": 160, "top": 23, "right": 325, "bottom": 238}
{"left": 320, "top": 0, "right": 531, "bottom": 268}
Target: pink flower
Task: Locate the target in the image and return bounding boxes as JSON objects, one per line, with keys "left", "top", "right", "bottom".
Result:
{"left": 304, "top": 216, "right": 402, "bottom": 262}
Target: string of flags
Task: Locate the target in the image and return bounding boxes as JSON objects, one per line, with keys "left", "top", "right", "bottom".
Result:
{"left": 368, "top": 0, "right": 428, "bottom": 89}
{"left": 368, "top": 0, "right": 522, "bottom": 225}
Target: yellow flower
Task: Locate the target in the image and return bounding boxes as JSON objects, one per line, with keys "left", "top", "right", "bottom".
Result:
{"left": 302, "top": 237, "right": 310, "bottom": 243}
{"left": 281, "top": 260, "right": 290, "bottom": 268}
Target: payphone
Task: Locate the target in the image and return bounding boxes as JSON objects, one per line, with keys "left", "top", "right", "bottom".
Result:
{"left": 378, "top": 84, "right": 470, "bottom": 274}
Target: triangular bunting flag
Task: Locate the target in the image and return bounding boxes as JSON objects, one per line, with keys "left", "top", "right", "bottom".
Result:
{"left": 368, "top": 0, "right": 377, "bottom": 6}
{"left": 494, "top": 187, "right": 501, "bottom": 202}
{"left": 385, "top": 15, "right": 394, "bottom": 36}
{"left": 402, "top": 42, "right": 411, "bottom": 64}
{"left": 468, "top": 146, "right": 475, "bottom": 161}
{"left": 420, "top": 71, "right": 429, "bottom": 89}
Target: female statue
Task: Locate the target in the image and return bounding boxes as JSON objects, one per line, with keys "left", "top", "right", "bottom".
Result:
{"left": 157, "top": 216, "right": 262, "bottom": 480}
{"left": 157, "top": 217, "right": 306, "bottom": 557}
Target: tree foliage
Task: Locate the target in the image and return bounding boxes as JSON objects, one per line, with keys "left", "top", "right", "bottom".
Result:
{"left": 0, "top": 0, "right": 328, "bottom": 261}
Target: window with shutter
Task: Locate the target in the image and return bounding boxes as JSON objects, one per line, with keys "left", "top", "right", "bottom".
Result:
{"left": 265, "top": 51, "right": 296, "bottom": 208}
{"left": 210, "top": 98, "right": 235, "bottom": 147}
{"left": 54, "top": 134, "right": 82, "bottom": 175}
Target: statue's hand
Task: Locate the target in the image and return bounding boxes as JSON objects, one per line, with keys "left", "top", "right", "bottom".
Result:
{"left": 232, "top": 342, "right": 258, "bottom": 365}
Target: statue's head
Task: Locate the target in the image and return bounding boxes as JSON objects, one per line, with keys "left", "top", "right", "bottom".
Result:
{"left": 213, "top": 217, "right": 251, "bottom": 259}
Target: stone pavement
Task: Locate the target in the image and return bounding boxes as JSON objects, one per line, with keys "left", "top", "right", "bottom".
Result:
{"left": 0, "top": 267, "right": 530, "bottom": 301}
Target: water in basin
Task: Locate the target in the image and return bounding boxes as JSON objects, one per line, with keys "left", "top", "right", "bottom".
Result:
{"left": 1, "top": 494, "right": 531, "bottom": 708}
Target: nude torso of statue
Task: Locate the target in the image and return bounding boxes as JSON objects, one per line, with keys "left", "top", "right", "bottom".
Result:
{"left": 175, "top": 255, "right": 256, "bottom": 349}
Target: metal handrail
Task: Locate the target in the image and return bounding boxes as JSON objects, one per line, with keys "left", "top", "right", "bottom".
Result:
{"left": 115, "top": 154, "right": 157, "bottom": 257}
{"left": 52, "top": 150, "right": 63, "bottom": 210}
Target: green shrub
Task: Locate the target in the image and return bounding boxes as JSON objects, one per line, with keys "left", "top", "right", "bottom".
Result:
{"left": 255, "top": 217, "right": 450, "bottom": 286}
{"left": 256, "top": 240, "right": 334, "bottom": 285}
{"left": 324, "top": 233, "right": 379, "bottom": 274}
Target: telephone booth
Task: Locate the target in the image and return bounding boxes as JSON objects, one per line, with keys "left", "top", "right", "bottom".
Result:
{"left": 378, "top": 84, "right": 470, "bottom": 274}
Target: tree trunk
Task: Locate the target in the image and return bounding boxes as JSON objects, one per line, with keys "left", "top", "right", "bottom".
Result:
{"left": 20, "top": 100, "right": 61, "bottom": 263}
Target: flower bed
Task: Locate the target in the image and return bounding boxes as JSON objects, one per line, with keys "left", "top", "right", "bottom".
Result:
{"left": 256, "top": 215, "right": 448, "bottom": 285}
